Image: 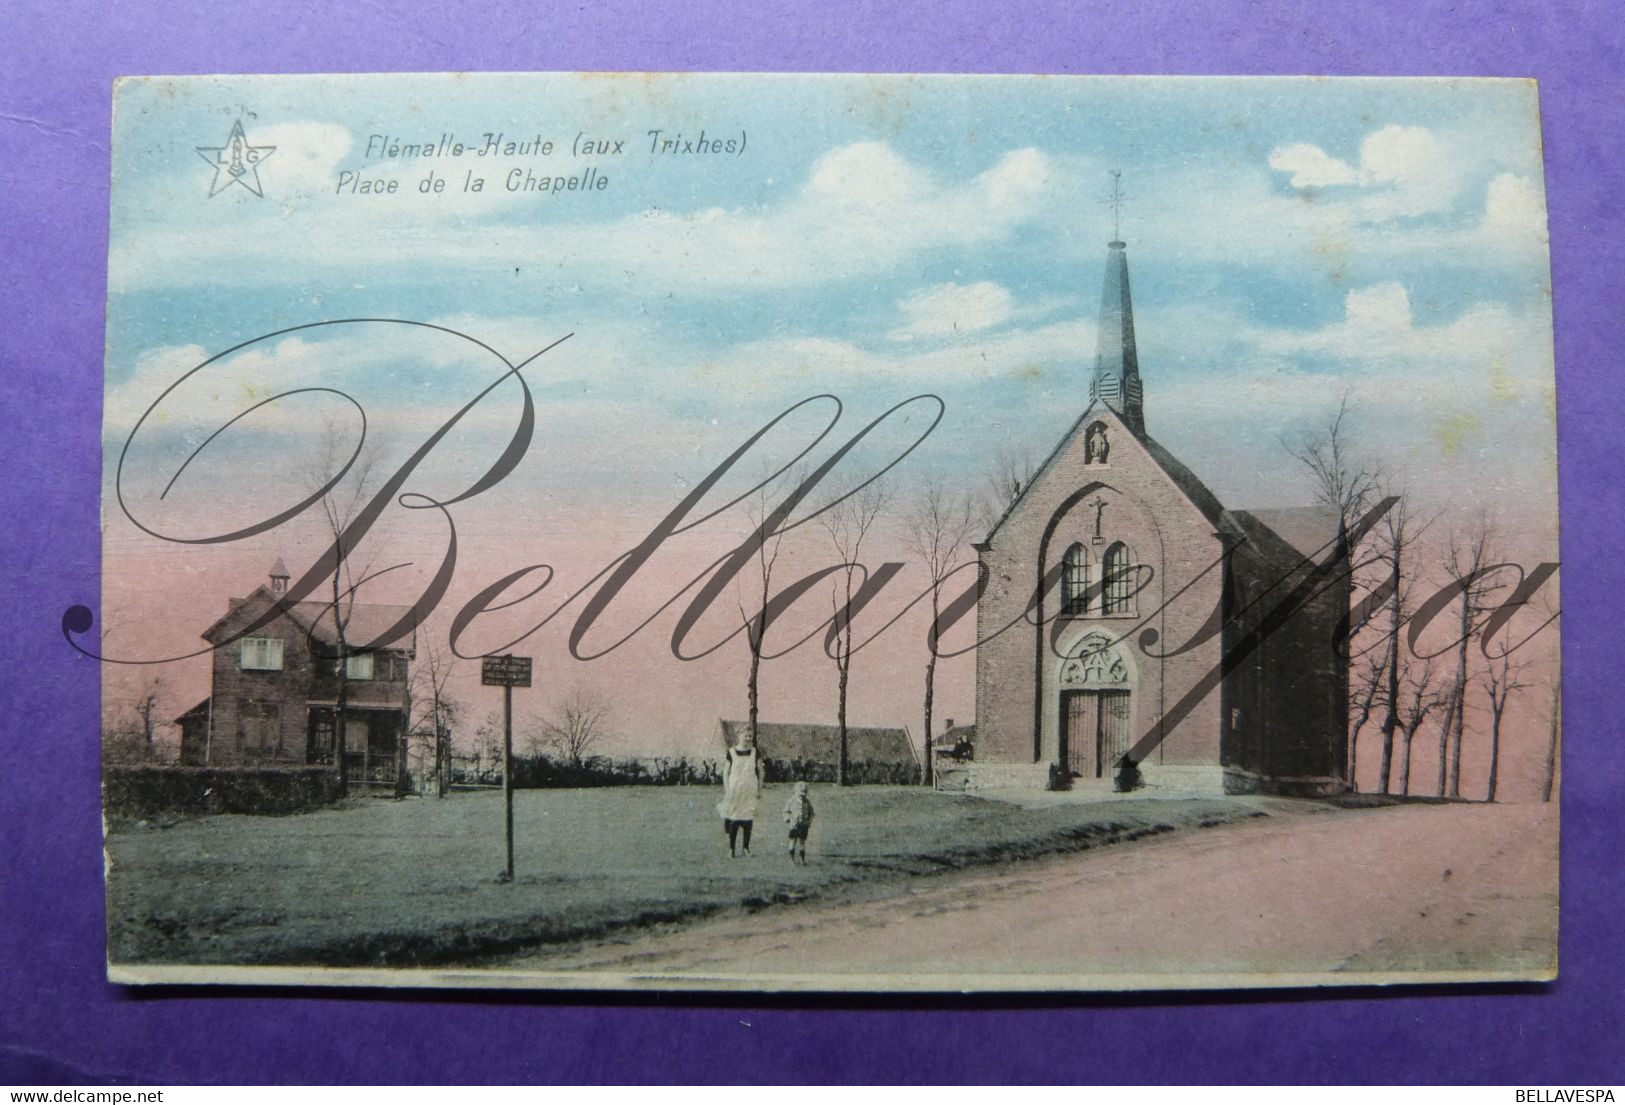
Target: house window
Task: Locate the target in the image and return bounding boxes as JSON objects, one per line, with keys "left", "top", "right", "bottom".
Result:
{"left": 1102, "top": 542, "right": 1136, "bottom": 615}
{"left": 344, "top": 716, "right": 370, "bottom": 754}
{"left": 371, "top": 652, "right": 401, "bottom": 681}
{"left": 343, "top": 652, "right": 375, "bottom": 681}
{"left": 239, "top": 636, "right": 284, "bottom": 671}
{"left": 1062, "top": 543, "right": 1090, "bottom": 615}
{"left": 240, "top": 700, "right": 281, "bottom": 757}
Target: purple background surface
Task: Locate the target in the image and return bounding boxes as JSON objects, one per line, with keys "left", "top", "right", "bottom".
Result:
{"left": 2, "top": 0, "right": 1620, "bottom": 1085}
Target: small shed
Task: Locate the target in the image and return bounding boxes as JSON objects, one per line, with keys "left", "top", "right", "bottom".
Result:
{"left": 717, "top": 719, "right": 919, "bottom": 784}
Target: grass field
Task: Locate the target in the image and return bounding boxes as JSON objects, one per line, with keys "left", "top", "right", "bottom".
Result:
{"left": 104, "top": 785, "right": 1265, "bottom": 967}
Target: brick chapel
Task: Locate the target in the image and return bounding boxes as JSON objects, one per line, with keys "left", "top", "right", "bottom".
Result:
{"left": 970, "top": 232, "right": 1351, "bottom": 796}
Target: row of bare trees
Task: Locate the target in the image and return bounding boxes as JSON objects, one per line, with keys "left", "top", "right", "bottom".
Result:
{"left": 733, "top": 453, "right": 1014, "bottom": 787}
{"left": 1288, "top": 398, "right": 1558, "bottom": 802}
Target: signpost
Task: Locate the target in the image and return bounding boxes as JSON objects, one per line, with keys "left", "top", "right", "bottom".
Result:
{"left": 480, "top": 654, "right": 532, "bottom": 882}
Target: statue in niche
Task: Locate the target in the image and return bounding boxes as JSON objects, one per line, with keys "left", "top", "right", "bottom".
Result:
{"left": 1085, "top": 422, "right": 1110, "bottom": 464}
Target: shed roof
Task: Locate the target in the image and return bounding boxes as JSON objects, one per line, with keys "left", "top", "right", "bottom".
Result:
{"left": 718, "top": 720, "right": 917, "bottom": 767}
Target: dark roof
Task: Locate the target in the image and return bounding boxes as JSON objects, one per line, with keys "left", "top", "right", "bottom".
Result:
{"left": 718, "top": 720, "right": 918, "bottom": 767}
{"left": 1140, "top": 433, "right": 1227, "bottom": 528}
{"left": 201, "top": 584, "right": 416, "bottom": 652}
{"left": 932, "top": 723, "right": 976, "bottom": 750}
{"left": 174, "top": 698, "right": 210, "bottom": 724}
{"left": 1222, "top": 507, "right": 1342, "bottom": 564}
{"left": 285, "top": 600, "right": 415, "bottom": 650}
{"left": 1227, "top": 507, "right": 1341, "bottom": 560}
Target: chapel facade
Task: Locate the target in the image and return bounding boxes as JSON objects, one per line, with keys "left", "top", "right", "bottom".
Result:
{"left": 971, "top": 235, "right": 1350, "bottom": 796}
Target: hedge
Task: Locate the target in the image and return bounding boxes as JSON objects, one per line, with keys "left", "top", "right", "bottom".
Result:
{"left": 103, "top": 765, "right": 342, "bottom": 819}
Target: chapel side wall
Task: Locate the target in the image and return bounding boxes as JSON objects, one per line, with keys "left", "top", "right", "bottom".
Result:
{"left": 1266, "top": 561, "right": 1349, "bottom": 788}
{"left": 1222, "top": 546, "right": 1350, "bottom": 794}
{"left": 1220, "top": 551, "right": 1272, "bottom": 782}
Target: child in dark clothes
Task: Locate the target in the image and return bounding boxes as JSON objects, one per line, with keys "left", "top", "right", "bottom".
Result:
{"left": 783, "top": 781, "right": 814, "bottom": 865}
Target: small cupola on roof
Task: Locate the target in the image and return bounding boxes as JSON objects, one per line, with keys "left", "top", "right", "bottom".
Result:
{"left": 1089, "top": 171, "right": 1145, "bottom": 435}
{"left": 268, "top": 557, "right": 290, "bottom": 594}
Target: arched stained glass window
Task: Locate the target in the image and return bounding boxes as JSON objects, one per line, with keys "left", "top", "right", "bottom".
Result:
{"left": 1062, "top": 543, "right": 1090, "bottom": 615}
{"left": 1103, "top": 541, "right": 1135, "bottom": 614}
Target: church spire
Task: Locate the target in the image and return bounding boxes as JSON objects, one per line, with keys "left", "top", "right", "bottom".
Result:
{"left": 1089, "top": 171, "right": 1145, "bottom": 435}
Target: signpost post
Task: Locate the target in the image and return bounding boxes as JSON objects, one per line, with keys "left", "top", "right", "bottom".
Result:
{"left": 480, "top": 654, "right": 532, "bottom": 883}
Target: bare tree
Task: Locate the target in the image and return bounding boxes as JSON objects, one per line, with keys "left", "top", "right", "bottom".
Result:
{"left": 104, "top": 676, "right": 165, "bottom": 764}
{"left": 1369, "top": 485, "right": 1434, "bottom": 796}
{"left": 818, "top": 477, "right": 894, "bottom": 786}
{"left": 406, "top": 640, "right": 461, "bottom": 797}
{"left": 1481, "top": 650, "right": 1529, "bottom": 803}
{"left": 1537, "top": 589, "right": 1561, "bottom": 804}
{"left": 471, "top": 710, "right": 505, "bottom": 784}
{"left": 305, "top": 423, "right": 379, "bottom": 798}
{"left": 735, "top": 468, "right": 796, "bottom": 752}
{"left": 1287, "top": 394, "right": 1383, "bottom": 792}
{"left": 1347, "top": 650, "right": 1387, "bottom": 792}
{"left": 978, "top": 442, "right": 1037, "bottom": 532}
{"left": 1395, "top": 657, "right": 1443, "bottom": 797}
{"left": 1436, "top": 519, "right": 1498, "bottom": 799}
{"left": 518, "top": 714, "right": 551, "bottom": 761}
{"left": 902, "top": 471, "right": 975, "bottom": 787}
{"left": 543, "top": 685, "right": 614, "bottom": 767}
{"left": 133, "top": 676, "right": 163, "bottom": 760}
{"left": 1284, "top": 394, "right": 1380, "bottom": 537}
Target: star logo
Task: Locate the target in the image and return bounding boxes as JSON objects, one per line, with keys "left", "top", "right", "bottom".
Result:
{"left": 196, "top": 120, "right": 275, "bottom": 197}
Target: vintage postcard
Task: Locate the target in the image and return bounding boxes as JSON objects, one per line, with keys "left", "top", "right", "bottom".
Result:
{"left": 95, "top": 73, "right": 1560, "bottom": 991}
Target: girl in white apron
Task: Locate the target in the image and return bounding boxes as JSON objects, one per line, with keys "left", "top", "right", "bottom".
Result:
{"left": 717, "top": 735, "right": 763, "bottom": 857}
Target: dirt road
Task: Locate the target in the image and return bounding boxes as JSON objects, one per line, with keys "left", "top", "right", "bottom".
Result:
{"left": 510, "top": 800, "right": 1557, "bottom": 989}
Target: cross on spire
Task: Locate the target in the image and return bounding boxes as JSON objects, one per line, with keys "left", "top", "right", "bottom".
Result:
{"left": 1088, "top": 169, "right": 1145, "bottom": 434}
{"left": 1104, "top": 169, "right": 1127, "bottom": 244}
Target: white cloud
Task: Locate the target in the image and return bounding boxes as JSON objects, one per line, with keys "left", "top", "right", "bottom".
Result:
{"left": 103, "top": 320, "right": 570, "bottom": 438}
{"left": 712, "top": 316, "right": 1093, "bottom": 387}
{"left": 1251, "top": 282, "right": 1546, "bottom": 382}
{"left": 1267, "top": 124, "right": 1461, "bottom": 221}
{"left": 889, "top": 281, "right": 1015, "bottom": 341}
{"left": 1483, "top": 172, "right": 1546, "bottom": 236}
{"left": 1136, "top": 285, "right": 1556, "bottom": 525}
{"left": 1343, "top": 281, "right": 1414, "bottom": 330}
{"left": 1267, "top": 143, "right": 1360, "bottom": 188}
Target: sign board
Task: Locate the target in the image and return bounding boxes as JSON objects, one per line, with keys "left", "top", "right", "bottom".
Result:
{"left": 480, "top": 654, "right": 533, "bottom": 688}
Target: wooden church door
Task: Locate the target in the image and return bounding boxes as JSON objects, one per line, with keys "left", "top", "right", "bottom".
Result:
{"left": 1062, "top": 689, "right": 1132, "bottom": 778}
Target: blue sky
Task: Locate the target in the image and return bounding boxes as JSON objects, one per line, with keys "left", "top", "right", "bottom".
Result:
{"left": 100, "top": 73, "right": 1557, "bottom": 751}
{"left": 105, "top": 75, "right": 1553, "bottom": 479}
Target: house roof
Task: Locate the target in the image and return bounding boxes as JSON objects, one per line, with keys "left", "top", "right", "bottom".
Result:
{"left": 201, "top": 584, "right": 416, "bottom": 652}
{"left": 284, "top": 600, "right": 416, "bottom": 650}
{"left": 718, "top": 720, "right": 918, "bottom": 767}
